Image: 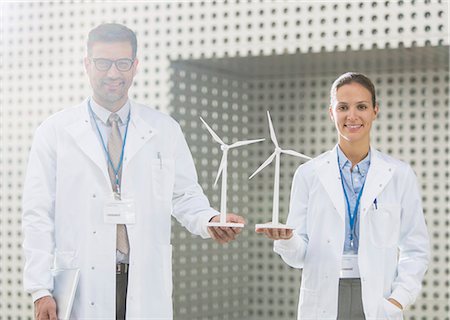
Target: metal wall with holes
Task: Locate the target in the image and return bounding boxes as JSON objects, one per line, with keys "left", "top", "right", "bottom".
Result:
{"left": 1, "top": 1, "right": 448, "bottom": 320}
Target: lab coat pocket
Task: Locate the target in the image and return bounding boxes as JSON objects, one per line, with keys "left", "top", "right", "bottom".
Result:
{"left": 298, "top": 287, "right": 317, "bottom": 318}
{"left": 161, "top": 245, "right": 173, "bottom": 298}
{"left": 54, "top": 251, "right": 77, "bottom": 269}
{"left": 151, "top": 158, "right": 175, "bottom": 201}
{"left": 382, "top": 298, "right": 403, "bottom": 319}
{"left": 368, "top": 204, "right": 401, "bottom": 248}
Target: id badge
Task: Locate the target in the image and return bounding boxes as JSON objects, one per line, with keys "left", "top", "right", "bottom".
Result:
{"left": 103, "top": 197, "right": 136, "bottom": 224}
{"left": 340, "top": 254, "right": 360, "bottom": 278}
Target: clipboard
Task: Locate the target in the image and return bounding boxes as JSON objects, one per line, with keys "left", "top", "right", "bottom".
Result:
{"left": 52, "top": 268, "right": 80, "bottom": 320}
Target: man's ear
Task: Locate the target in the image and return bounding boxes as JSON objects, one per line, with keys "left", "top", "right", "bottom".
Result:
{"left": 329, "top": 106, "right": 334, "bottom": 121}
{"left": 83, "top": 57, "right": 90, "bottom": 73}
{"left": 132, "top": 58, "right": 139, "bottom": 76}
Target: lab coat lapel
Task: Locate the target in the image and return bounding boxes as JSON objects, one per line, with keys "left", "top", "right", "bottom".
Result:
{"left": 315, "top": 145, "right": 346, "bottom": 221}
{"left": 123, "top": 102, "right": 156, "bottom": 169}
{"left": 360, "top": 148, "right": 395, "bottom": 216}
{"left": 65, "top": 101, "right": 111, "bottom": 185}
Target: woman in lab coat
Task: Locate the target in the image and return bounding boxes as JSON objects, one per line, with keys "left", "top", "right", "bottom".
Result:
{"left": 256, "top": 72, "right": 429, "bottom": 320}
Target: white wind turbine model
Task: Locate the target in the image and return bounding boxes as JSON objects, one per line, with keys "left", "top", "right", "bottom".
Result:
{"left": 200, "top": 117, "right": 265, "bottom": 227}
{"left": 250, "top": 111, "right": 312, "bottom": 230}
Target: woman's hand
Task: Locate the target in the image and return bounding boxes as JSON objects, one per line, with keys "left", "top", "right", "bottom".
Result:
{"left": 256, "top": 225, "right": 293, "bottom": 240}
{"left": 387, "top": 298, "right": 403, "bottom": 310}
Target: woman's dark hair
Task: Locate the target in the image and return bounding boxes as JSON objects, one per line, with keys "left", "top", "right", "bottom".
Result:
{"left": 330, "top": 72, "right": 377, "bottom": 107}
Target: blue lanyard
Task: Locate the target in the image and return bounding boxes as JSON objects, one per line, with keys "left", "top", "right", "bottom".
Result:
{"left": 337, "top": 152, "right": 365, "bottom": 244}
{"left": 88, "top": 100, "right": 131, "bottom": 195}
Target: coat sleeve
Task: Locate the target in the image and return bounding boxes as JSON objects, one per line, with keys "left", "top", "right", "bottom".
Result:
{"left": 22, "top": 121, "right": 57, "bottom": 297}
{"left": 170, "top": 124, "right": 218, "bottom": 238}
{"left": 273, "top": 165, "right": 310, "bottom": 268}
{"left": 389, "top": 165, "right": 430, "bottom": 308}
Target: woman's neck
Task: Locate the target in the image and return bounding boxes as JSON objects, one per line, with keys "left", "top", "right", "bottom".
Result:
{"left": 338, "top": 139, "right": 370, "bottom": 168}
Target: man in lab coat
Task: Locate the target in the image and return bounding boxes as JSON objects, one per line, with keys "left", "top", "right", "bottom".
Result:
{"left": 22, "top": 23, "right": 245, "bottom": 320}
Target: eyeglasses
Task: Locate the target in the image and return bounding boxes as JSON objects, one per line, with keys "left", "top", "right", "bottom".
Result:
{"left": 91, "top": 58, "right": 135, "bottom": 72}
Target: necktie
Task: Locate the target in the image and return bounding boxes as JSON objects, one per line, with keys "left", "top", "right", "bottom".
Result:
{"left": 107, "top": 113, "right": 130, "bottom": 255}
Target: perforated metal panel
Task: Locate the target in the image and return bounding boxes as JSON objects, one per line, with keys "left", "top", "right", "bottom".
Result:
{"left": 169, "top": 62, "right": 254, "bottom": 320}
{"left": 1, "top": 1, "right": 448, "bottom": 320}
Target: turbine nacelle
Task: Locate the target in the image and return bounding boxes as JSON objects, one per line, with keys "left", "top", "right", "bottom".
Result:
{"left": 200, "top": 117, "right": 264, "bottom": 186}
{"left": 249, "top": 111, "right": 311, "bottom": 180}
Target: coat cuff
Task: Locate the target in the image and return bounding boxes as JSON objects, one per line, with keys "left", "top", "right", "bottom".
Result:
{"left": 32, "top": 289, "right": 52, "bottom": 302}
{"left": 389, "top": 286, "right": 412, "bottom": 309}
{"left": 199, "top": 209, "right": 220, "bottom": 239}
{"left": 273, "top": 233, "right": 302, "bottom": 253}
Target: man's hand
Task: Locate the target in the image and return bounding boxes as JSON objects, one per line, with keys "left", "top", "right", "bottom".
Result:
{"left": 387, "top": 298, "right": 403, "bottom": 310}
{"left": 208, "top": 214, "right": 245, "bottom": 244}
{"left": 34, "top": 296, "right": 57, "bottom": 320}
{"left": 256, "top": 225, "right": 293, "bottom": 240}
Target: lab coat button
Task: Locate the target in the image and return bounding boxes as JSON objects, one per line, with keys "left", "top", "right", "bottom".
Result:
{"left": 92, "top": 230, "right": 96, "bottom": 234}
{"left": 327, "top": 239, "right": 331, "bottom": 243}
{"left": 92, "top": 194, "right": 96, "bottom": 198}
{"left": 91, "top": 266, "right": 95, "bottom": 270}
{"left": 379, "top": 184, "right": 383, "bottom": 187}
{"left": 90, "top": 302, "right": 95, "bottom": 306}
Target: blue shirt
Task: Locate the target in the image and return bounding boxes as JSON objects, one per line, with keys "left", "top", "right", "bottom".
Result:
{"left": 337, "top": 146, "right": 371, "bottom": 254}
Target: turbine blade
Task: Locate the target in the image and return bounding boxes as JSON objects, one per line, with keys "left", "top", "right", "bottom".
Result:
{"left": 229, "top": 138, "right": 265, "bottom": 148}
{"left": 267, "top": 111, "right": 279, "bottom": 148}
{"left": 249, "top": 152, "right": 276, "bottom": 179}
{"left": 214, "top": 153, "right": 227, "bottom": 186}
{"left": 200, "top": 117, "right": 225, "bottom": 145}
{"left": 281, "top": 149, "right": 312, "bottom": 160}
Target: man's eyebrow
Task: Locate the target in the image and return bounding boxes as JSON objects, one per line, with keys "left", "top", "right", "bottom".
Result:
{"left": 336, "top": 101, "right": 370, "bottom": 104}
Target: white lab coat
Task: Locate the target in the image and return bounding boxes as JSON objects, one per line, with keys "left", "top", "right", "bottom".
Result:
{"left": 274, "top": 145, "right": 429, "bottom": 320}
{"left": 22, "top": 100, "right": 217, "bottom": 319}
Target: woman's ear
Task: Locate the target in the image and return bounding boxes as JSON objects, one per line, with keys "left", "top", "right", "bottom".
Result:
{"left": 329, "top": 106, "right": 334, "bottom": 121}
{"left": 374, "top": 103, "right": 379, "bottom": 118}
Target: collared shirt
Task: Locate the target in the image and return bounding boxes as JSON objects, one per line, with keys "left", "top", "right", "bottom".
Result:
{"left": 89, "top": 98, "right": 130, "bottom": 263}
{"left": 337, "top": 146, "right": 371, "bottom": 254}
{"left": 89, "top": 98, "right": 130, "bottom": 150}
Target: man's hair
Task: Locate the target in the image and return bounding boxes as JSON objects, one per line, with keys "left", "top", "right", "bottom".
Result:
{"left": 87, "top": 23, "right": 137, "bottom": 58}
{"left": 330, "top": 72, "right": 377, "bottom": 107}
